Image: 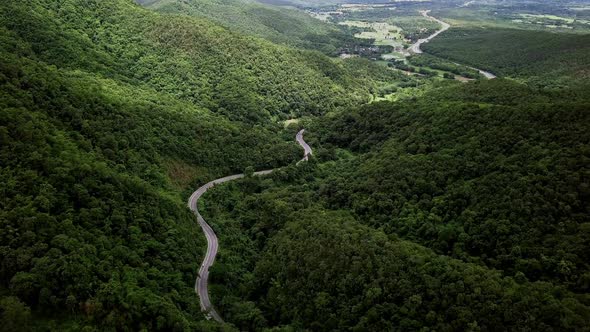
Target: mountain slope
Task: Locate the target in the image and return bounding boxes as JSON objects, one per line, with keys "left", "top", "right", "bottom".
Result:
{"left": 2, "top": 0, "right": 401, "bottom": 123}
{"left": 0, "top": 0, "right": 404, "bottom": 329}
{"left": 138, "top": 0, "right": 356, "bottom": 54}
{"left": 196, "top": 79, "right": 590, "bottom": 330}
{"left": 315, "top": 80, "right": 590, "bottom": 292}
{"left": 424, "top": 27, "right": 590, "bottom": 87}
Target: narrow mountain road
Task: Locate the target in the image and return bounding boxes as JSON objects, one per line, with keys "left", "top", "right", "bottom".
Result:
{"left": 408, "top": 10, "right": 497, "bottom": 79}
{"left": 187, "top": 129, "right": 312, "bottom": 322}
{"left": 296, "top": 129, "right": 312, "bottom": 161}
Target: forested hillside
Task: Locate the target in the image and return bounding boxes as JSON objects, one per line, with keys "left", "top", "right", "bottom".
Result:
{"left": 2, "top": 0, "right": 406, "bottom": 123}
{"left": 315, "top": 80, "right": 590, "bottom": 292}
{"left": 138, "top": 0, "right": 358, "bottom": 54}
{"left": 199, "top": 79, "right": 590, "bottom": 330}
{"left": 2, "top": 0, "right": 590, "bottom": 330}
{"left": 0, "top": 5, "right": 293, "bottom": 332}
{"left": 0, "top": 0, "right": 406, "bottom": 330}
{"left": 423, "top": 27, "right": 590, "bottom": 87}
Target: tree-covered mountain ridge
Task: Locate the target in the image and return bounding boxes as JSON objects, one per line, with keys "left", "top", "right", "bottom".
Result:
{"left": 198, "top": 79, "right": 590, "bottom": 331}
{"left": 3, "top": 0, "right": 405, "bottom": 122}
{"left": 137, "top": 0, "right": 358, "bottom": 54}
{"left": 0, "top": 0, "right": 406, "bottom": 330}
{"left": 1, "top": 0, "right": 589, "bottom": 330}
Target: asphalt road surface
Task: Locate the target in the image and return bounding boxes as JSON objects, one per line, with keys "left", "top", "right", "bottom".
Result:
{"left": 408, "top": 10, "right": 450, "bottom": 54}
{"left": 187, "top": 129, "right": 312, "bottom": 322}
{"left": 296, "top": 129, "right": 313, "bottom": 161}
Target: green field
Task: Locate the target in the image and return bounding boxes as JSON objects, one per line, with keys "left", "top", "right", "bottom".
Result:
{"left": 339, "top": 20, "right": 405, "bottom": 46}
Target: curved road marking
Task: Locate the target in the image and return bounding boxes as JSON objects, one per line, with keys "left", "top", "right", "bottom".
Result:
{"left": 187, "top": 129, "right": 312, "bottom": 322}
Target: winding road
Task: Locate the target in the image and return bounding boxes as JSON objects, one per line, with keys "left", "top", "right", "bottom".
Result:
{"left": 296, "top": 129, "right": 313, "bottom": 161}
{"left": 407, "top": 10, "right": 496, "bottom": 79}
{"left": 408, "top": 10, "right": 450, "bottom": 55}
{"left": 187, "top": 129, "right": 312, "bottom": 322}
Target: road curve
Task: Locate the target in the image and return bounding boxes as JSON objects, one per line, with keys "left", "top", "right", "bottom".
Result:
{"left": 187, "top": 129, "right": 312, "bottom": 322}
{"left": 296, "top": 129, "right": 312, "bottom": 161}
{"left": 408, "top": 10, "right": 450, "bottom": 55}
{"left": 408, "top": 10, "right": 497, "bottom": 79}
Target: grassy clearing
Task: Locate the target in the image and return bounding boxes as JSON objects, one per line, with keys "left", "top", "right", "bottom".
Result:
{"left": 385, "top": 15, "right": 440, "bottom": 41}
{"left": 339, "top": 21, "right": 405, "bottom": 47}
{"left": 283, "top": 118, "right": 300, "bottom": 127}
{"left": 520, "top": 13, "right": 575, "bottom": 23}
{"left": 339, "top": 20, "right": 407, "bottom": 59}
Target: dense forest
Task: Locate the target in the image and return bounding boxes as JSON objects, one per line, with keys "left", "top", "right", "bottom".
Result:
{"left": 199, "top": 79, "right": 590, "bottom": 330}
{"left": 314, "top": 80, "right": 590, "bottom": 291}
{"left": 1, "top": 0, "right": 409, "bottom": 123}
{"left": 1, "top": 0, "right": 590, "bottom": 330}
{"left": 423, "top": 27, "right": 590, "bottom": 88}
{"left": 0, "top": 8, "right": 299, "bottom": 331}
{"left": 0, "top": 0, "right": 404, "bottom": 330}
{"left": 138, "top": 0, "right": 362, "bottom": 55}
